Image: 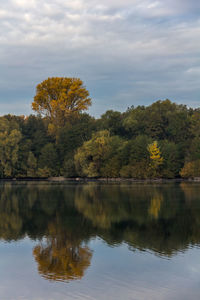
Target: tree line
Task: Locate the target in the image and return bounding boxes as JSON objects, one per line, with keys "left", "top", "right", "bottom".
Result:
{"left": 1, "top": 77, "right": 200, "bottom": 179}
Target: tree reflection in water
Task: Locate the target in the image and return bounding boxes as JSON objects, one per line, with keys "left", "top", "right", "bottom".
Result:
{"left": 148, "top": 193, "right": 163, "bottom": 219}
{"left": 0, "top": 182, "right": 200, "bottom": 281}
{"left": 33, "top": 219, "right": 92, "bottom": 282}
{"left": 33, "top": 241, "right": 92, "bottom": 282}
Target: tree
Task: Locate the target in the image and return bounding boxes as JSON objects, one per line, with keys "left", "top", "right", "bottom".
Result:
{"left": 38, "top": 143, "right": 59, "bottom": 176}
{"left": 185, "top": 137, "right": 200, "bottom": 162}
{"left": 27, "top": 151, "right": 37, "bottom": 177}
{"left": 122, "top": 106, "right": 146, "bottom": 138}
{"left": 0, "top": 117, "right": 22, "bottom": 177}
{"left": 56, "top": 113, "right": 95, "bottom": 163}
{"left": 147, "top": 141, "right": 163, "bottom": 177}
{"left": 74, "top": 130, "right": 111, "bottom": 177}
{"left": 119, "top": 135, "right": 152, "bottom": 179}
{"left": 22, "top": 115, "right": 50, "bottom": 157}
{"left": 180, "top": 160, "right": 200, "bottom": 178}
{"left": 74, "top": 130, "right": 124, "bottom": 177}
{"left": 32, "top": 77, "right": 91, "bottom": 135}
{"left": 99, "top": 110, "right": 124, "bottom": 136}
{"left": 190, "top": 110, "right": 200, "bottom": 138}
{"left": 160, "top": 140, "right": 182, "bottom": 178}
{"left": 62, "top": 157, "right": 77, "bottom": 177}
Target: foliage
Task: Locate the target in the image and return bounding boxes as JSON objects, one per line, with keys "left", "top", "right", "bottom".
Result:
{"left": 160, "top": 141, "right": 182, "bottom": 178}
{"left": 56, "top": 113, "right": 95, "bottom": 163}
{"left": 62, "top": 157, "right": 77, "bottom": 177}
{"left": 27, "top": 151, "right": 37, "bottom": 177}
{"left": 32, "top": 77, "right": 91, "bottom": 135}
{"left": 147, "top": 141, "right": 163, "bottom": 177}
{"left": 0, "top": 96, "right": 199, "bottom": 179}
{"left": 98, "top": 110, "right": 125, "bottom": 136}
{"left": 0, "top": 117, "right": 22, "bottom": 177}
{"left": 119, "top": 135, "right": 152, "bottom": 179}
{"left": 37, "top": 167, "right": 52, "bottom": 178}
{"left": 180, "top": 160, "right": 200, "bottom": 178}
{"left": 39, "top": 143, "right": 59, "bottom": 176}
{"left": 74, "top": 130, "right": 125, "bottom": 177}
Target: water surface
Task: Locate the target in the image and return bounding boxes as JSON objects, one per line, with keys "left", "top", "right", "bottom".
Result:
{"left": 0, "top": 182, "right": 200, "bottom": 299}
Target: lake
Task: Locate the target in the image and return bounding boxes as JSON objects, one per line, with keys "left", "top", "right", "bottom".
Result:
{"left": 0, "top": 181, "right": 200, "bottom": 300}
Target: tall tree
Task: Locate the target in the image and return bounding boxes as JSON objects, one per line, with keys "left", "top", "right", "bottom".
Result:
{"left": 32, "top": 77, "right": 91, "bottom": 135}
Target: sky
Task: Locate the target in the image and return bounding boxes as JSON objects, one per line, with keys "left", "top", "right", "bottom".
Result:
{"left": 0, "top": 0, "right": 200, "bottom": 116}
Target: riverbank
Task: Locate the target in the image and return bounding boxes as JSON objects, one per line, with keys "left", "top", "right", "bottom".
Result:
{"left": 1, "top": 177, "right": 200, "bottom": 182}
{"left": 49, "top": 177, "right": 200, "bottom": 182}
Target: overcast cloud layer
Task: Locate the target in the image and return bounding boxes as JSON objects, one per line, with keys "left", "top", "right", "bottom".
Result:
{"left": 0, "top": 0, "right": 200, "bottom": 116}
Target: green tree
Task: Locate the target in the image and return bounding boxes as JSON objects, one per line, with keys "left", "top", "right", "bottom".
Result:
{"left": 190, "top": 110, "right": 200, "bottom": 138}
{"left": 122, "top": 106, "right": 146, "bottom": 138}
{"left": 185, "top": 137, "right": 200, "bottom": 162}
{"left": 22, "top": 115, "right": 50, "bottom": 157}
{"left": 27, "top": 151, "right": 37, "bottom": 177}
{"left": 0, "top": 117, "right": 22, "bottom": 177}
{"left": 75, "top": 130, "right": 124, "bottom": 177}
{"left": 98, "top": 110, "right": 124, "bottom": 136}
{"left": 57, "top": 113, "right": 95, "bottom": 163}
{"left": 119, "top": 135, "right": 152, "bottom": 179}
{"left": 160, "top": 141, "right": 182, "bottom": 178}
{"left": 38, "top": 143, "right": 59, "bottom": 176}
{"left": 62, "top": 157, "right": 77, "bottom": 177}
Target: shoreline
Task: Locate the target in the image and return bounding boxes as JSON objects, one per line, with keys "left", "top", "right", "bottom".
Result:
{"left": 0, "top": 177, "right": 200, "bottom": 182}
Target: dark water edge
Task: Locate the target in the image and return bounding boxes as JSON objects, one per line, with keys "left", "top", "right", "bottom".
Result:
{"left": 0, "top": 177, "right": 200, "bottom": 182}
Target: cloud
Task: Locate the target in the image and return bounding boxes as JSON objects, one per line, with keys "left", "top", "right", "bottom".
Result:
{"left": 0, "top": 0, "right": 199, "bottom": 115}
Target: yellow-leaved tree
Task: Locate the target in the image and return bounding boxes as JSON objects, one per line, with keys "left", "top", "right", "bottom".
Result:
{"left": 32, "top": 77, "right": 91, "bottom": 135}
{"left": 147, "top": 141, "right": 163, "bottom": 177}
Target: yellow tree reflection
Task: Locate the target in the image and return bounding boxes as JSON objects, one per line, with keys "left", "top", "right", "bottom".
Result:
{"left": 33, "top": 221, "right": 92, "bottom": 282}
{"left": 148, "top": 193, "right": 163, "bottom": 219}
